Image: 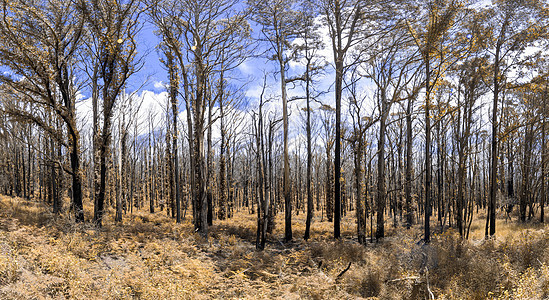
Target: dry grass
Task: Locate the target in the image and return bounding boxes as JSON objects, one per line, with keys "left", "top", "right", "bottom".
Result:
{"left": 0, "top": 195, "right": 548, "bottom": 299}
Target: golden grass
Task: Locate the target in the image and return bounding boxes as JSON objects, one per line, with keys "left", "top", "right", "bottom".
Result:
{"left": 0, "top": 195, "right": 548, "bottom": 299}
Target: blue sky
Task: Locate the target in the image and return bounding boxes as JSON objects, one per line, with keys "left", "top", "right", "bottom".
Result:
{"left": 130, "top": 21, "right": 165, "bottom": 93}
{"left": 85, "top": 9, "right": 390, "bottom": 155}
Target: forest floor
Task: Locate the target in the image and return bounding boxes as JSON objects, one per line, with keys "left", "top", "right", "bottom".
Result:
{"left": 0, "top": 196, "right": 548, "bottom": 299}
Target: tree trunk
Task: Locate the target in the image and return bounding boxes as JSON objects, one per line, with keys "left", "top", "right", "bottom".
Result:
{"left": 304, "top": 62, "right": 314, "bottom": 240}
{"left": 69, "top": 125, "right": 84, "bottom": 222}
{"left": 376, "top": 96, "right": 387, "bottom": 240}
{"left": 354, "top": 136, "right": 365, "bottom": 244}
{"left": 405, "top": 96, "right": 414, "bottom": 228}
{"left": 207, "top": 93, "right": 214, "bottom": 226}
{"left": 542, "top": 93, "right": 546, "bottom": 224}
{"left": 166, "top": 51, "right": 181, "bottom": 224}
{"left": 424, "top": 51, "right": 432, "bottom": 243}
{"left": 326, "top": 143, "right": 334, "bottom": 223}
{"left": 520, "top": 124, "right": 534, "bottom": 222}
{"left": 218, "top": 73, "right": 227, "bottom": 221}
{"left": 487, "top": 25, "right": 507, "bottom": 237}
{"left": 280, "top": 61, "right": 292, "bottom": 242}
{"left": 334, "top": 56, "right": 343, "bottom": 239}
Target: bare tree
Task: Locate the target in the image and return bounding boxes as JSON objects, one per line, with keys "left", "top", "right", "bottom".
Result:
{"left": 248, "top": 0, "right": 301, "bottom": 242}
{"left": 482, "top": 0, "right": 548, "bottom": 234}
{"left": 78, "top": 0, "right": 143, "bottom": 226}
{"left": 0, "top": 0, "right": 85, "bottom": 221}
{"left": 320, "top": 0, "right": 369, "bottom": 238}
{"left": 406, "top": 0, "right": 461, "bottom": 243}
{"left": 320, "top": 105, "right": 335, "bottom": 223}
{"left": 150, "top": 0, "right": 250, "bottom": 237}
{"left": 287, "top": 1, "right": 327, "bottom": 240}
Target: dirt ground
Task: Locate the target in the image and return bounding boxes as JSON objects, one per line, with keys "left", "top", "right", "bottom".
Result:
{"left": 0, "top": 195, "right": 548, "bottom": 299}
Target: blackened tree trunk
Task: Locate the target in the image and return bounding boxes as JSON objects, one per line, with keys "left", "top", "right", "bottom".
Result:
{"left": 349, "top": 93, "right": 366, "bottom": 243}
{"left": 424, "top": 51, "right": 432, "bottom": 243}
{"left": 520, "top": 123, "right": 534, "bottom": 222}
{"left": 163, "top": 47, "right": 182, "bottom": 223}
{"left": 218, "top": 75, "right": 227, "bottom": 221}
{"left": 542, "top": 90, "right": 546, "bottom": 223}
{"left": 334, "top": 58, "right": 343, "bottom": 239}
{"left": 207, "top": 89, "right": 214, "bottom": 227}
{"left": 323, "top": 0, "right": 362, "bottom": 239}
{"left": 487, "top": 29, "right": 506, "bottom": 236}
{"left": 376, "top": 93, "right": 388, "bottom": 240}
{"left": 194, "top": 54, "right": 209, "bottom": 237}
{"left": 81, "top": 0, "right": 141, "bottom": 227}
{"left": 303, "top": 45, "right": 315, "bottom": 240}
{"left": 405, "top": 95, "right": 414, "bottom": 229}
{"left": 280, "top": 60, "right": 292, "bottom": 242}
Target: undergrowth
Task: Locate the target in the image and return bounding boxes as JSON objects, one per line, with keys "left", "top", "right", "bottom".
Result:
{"left": 0, "top": 195, "right": 548, "bottom": 299}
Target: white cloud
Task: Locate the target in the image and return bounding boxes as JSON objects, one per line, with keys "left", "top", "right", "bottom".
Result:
{"left": 237, "top": 59, "right": 254, "bottom": 75}
{"left": 153, "top": 81, "right": 165, "bottom": 90}
{"left": 75, "top": 90, "right": 169, "bottom": 140}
